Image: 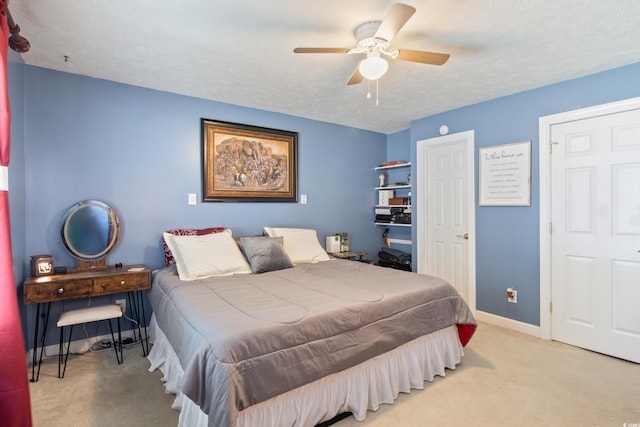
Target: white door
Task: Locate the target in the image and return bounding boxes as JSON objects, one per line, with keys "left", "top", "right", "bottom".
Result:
{"left": 416, "top": 131, "right": 475, "bottom": 307}
{"left": 550, "top": 107, "right": 640, "bottom": 363}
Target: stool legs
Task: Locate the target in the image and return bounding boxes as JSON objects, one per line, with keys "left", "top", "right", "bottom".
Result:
{"left": 58, "top": 319, "right": 123, "bottom": 378}
{"left": 58, "top": 325, "right": 63, "bottom": 378}
{"left": 108, "top": 318, "right": 123, "bottom": 365}
{"left": 58, "top": 325, "right": 74, "bottom": 379}
{"left": 127, "top": 291, "right": 149, "bottom": 356}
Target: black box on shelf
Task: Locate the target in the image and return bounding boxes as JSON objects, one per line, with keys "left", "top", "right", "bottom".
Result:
{"left": 378, "top": 259, "right": 412, "bottom": 271}
{"left": 394, "top": 213, "right": 411, "bottom": 224}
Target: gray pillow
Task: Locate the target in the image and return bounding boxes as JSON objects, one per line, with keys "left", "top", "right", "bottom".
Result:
{"left": 238, "top": 236, "right": 294, "bottom": 274}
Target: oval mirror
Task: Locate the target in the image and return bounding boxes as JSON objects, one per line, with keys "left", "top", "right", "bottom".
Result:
{"left": 61, "top": 200, "right": 120, "bottom": 261}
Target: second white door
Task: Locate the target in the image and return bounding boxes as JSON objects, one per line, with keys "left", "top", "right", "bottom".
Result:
{"left": 417, "top": 131, "right": 475, "bottom": 306}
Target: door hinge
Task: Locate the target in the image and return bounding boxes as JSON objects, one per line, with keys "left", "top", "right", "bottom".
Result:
{"left": 549, "top": 141, "right": 559, "bottom": 154}
{"left": 548, "top": 222, "right": 552, "bottom": 234}
{"left": 549, "top": 301, "right": 553, "bottom": 313}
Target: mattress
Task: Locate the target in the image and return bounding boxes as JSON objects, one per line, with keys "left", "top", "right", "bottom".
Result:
{"left": 148, "top": 259, "right": 476, "bottom": 427}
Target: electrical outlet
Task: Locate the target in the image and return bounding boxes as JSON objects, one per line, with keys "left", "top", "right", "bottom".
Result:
{"left": 300, "top": 194, "right": 308, "bottom": 204}
{"left": 507, "top": 289, "right": 517, "bottom": 304}
{"left": 115, "top": 299, "right": 126, "bottom": 313}
{"left": 188, "top": 193, "right": 197, "bottom": 205}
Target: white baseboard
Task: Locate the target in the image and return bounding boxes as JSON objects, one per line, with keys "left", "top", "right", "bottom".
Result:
{"left": 474, "top": 310, "right": 542, "bottom": 338}
{"left": 26, "top": 327, "right": 148, "bottom": 367}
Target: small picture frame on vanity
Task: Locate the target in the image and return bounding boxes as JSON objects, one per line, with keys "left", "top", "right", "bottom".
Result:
{"left": 30, "top": 255, "right": 54, "bottom": 277}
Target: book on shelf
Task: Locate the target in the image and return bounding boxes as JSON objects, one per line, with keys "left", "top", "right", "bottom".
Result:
{"left": 375, "top": 215, "right": 393, "bottom": 223}
{"left": 389, "top": 197, "right": 408, "bottom": 205}
{"left": 375, "top": 210, "right": 411, "bottom": 224}
{"left": 375, "top": 206, "right": 391, "bottom": 215}
{"left": 379, "top": 160, "right": 409, "bottom": 167}
{"left": 375, "top": 206, "right": 405, "bottom": 215}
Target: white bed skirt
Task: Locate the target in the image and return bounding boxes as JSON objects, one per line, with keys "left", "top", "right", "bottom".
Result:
{"left": 147, "top": 315, "right": 464, "bottom": 427}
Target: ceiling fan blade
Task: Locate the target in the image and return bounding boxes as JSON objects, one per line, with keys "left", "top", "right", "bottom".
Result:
{"left": 347, "top": 66, "right": 363, "bottom": 85}
{"left": 396, "top": 49, "right": 450, "bottom": 65}
{"left": 374, "top": 3, "right": 416, "bottom": 43}
{"left": 293, "top": 48, "right": 350, "bottom": 54}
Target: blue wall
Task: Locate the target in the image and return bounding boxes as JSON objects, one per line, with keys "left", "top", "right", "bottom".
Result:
{"left": 22, "top": 66, "right": 387, "bottom": 267}
{"left": 15, "top": 65, "right": 386, "bottom": 347}
{"left": 10, "top": 60, "right": 640, "bottom": 349}
{"left": 409, "top": 62, "right": 640, "bottom": 326}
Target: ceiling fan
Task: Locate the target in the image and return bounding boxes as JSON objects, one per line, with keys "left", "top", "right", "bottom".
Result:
{"left": 293, "top": 3, "right": 450, "bottom": 85}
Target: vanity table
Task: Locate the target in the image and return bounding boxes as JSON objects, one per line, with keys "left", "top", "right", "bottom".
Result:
{"left": 24, "top": 199, "right": 151, "bottom": 382}
{"left": 24, "top": 265, "right": 151, "bottom": 382}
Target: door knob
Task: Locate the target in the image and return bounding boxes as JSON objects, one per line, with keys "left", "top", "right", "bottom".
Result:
{"left": 456, "top": 233, "right": 469, "bottom": 240}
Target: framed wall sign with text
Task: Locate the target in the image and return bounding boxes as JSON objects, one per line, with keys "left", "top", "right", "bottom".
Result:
{"left": 479, "top": 141, "right": 531, "bottom": 206}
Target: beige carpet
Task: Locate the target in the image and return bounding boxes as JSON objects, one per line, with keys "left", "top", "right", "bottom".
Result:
{"left": 29, "top": 322, "right": 640, "bottom": 427}
{"left": 29, "top": 343, "right": 179, "bottom": 427}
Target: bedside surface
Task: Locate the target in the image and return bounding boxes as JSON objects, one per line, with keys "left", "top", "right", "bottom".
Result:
{"left": 328, "top": 251, "right": 367, "bottom": 260}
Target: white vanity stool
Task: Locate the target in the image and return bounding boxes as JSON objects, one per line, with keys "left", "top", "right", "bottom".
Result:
{"left": 57, "top": 304, "right": 123, "bottom": 378}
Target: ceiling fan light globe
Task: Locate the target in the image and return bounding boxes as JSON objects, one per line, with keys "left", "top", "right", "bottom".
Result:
{"left": 359, "top": 56, "right": 388, "bottom": 81}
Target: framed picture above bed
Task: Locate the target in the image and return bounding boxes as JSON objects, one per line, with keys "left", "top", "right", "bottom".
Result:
{"left": 201, "top": 119, "right": 298, "bottom": 202}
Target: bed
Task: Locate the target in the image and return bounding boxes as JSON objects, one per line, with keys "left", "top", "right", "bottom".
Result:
{"left": 147, "top": 227, "right": 476, "bottom": 427}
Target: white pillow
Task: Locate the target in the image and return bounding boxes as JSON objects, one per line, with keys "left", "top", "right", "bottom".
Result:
{"left": 263, "top": 227, "right": 331, "bottom": 264}
{"left": 162, "top": 230, "right": 251, "bottom": 280}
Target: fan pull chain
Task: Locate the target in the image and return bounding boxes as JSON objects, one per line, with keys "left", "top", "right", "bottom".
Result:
{"left": 365, "top": 79, "right": 380, "bottom": 106}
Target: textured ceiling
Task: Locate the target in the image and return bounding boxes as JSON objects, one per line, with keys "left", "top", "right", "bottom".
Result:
{"left": 9, "top": 0, "right": 640, "bottom": 134}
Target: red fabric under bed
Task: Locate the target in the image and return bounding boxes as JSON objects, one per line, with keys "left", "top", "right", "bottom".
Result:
{"left": 457, "top": 323, "right": 476, "bottom": 347}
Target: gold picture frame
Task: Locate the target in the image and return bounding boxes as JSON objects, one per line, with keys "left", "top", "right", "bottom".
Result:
{"left": 201, "top": 119, "right": 298, "bottom": 202}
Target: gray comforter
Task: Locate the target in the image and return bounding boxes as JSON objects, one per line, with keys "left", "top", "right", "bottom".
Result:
{"left": 149, "top": 259, "right": 476, "bottom": 427}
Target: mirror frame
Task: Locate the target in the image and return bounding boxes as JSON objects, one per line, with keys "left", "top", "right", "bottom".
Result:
{"left": 60, "top": 199, "right": 120, "bottom": 262}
